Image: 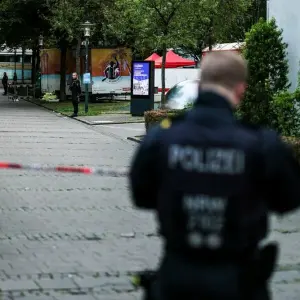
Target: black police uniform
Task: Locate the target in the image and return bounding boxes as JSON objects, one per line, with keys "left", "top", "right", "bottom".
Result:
{"left": 129, "top": 91, "right": 300, "bottom": 300}
{"left": 69, "top": 79, "right": 81, "bottom": 116}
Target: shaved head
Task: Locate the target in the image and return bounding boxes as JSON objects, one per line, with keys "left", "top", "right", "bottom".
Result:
{"left": 200, "top": 51, "right": 248, "bottom": 89}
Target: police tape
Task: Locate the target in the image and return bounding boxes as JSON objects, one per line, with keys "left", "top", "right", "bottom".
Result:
{"left": 0, "top": 162, "right": 127, "bottom": 177}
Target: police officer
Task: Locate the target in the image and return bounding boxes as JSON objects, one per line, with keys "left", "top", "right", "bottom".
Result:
{"left": 69, "top": 72, "right": 82, "bottom": 117}
{"left": 129, "top": 51, "right": 300, "bottom": 300}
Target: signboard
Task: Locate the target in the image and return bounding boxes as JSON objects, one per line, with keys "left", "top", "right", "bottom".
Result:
{"left": 130, "top": 60, "right": 154, "bottom": 116}
{"left": 91, "top": 48, "right": 132, "bottom": 94}
{"left": 132, "top": 62, "right": 150, "bottom": 96}
{"left": 83, "top": 72, "right": 91, "bottom": 84}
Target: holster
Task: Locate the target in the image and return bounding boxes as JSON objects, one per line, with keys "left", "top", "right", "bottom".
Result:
{"left": 241, "top": 242, "right": 278, "bottom": 299}
{"left": 131, "top": 270, "right": 157, "bottom": 300}
{"left": 133, "top": 243, "right": 278, "bottom": 300}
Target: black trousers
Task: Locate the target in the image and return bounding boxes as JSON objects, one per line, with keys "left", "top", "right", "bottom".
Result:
{"left": 153, "top": 283, "right": 270, "bottom": 300}
{"left": 3, "top": 84, "right": 7, "bottom": 95}
{"left": 72, "top": 100, "right": 78, "bottom": 114}
{"left": 150, "top": 254, "right": 271, "bottom": 300}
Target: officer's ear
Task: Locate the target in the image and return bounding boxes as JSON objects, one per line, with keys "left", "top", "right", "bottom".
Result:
{"left": 234, "top": 82, "right": 247, "bottom": 104}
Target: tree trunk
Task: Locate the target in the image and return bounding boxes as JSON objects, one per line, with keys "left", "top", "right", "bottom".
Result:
{"left": 21, "top": 46, "right": 25, "bottom": 84}
{"left": 76, "top": 38, "right": 81, "bottom": 76}
{"left": 31, "top": 47, "right": 36, "bottom": 85}
{"left": 36, "top": 47, "right": 40, "bottom": 76}
{"left": 161, "top": 43, "right": 167, "bottom": 107}
{"left": 60, "top": 44, "right": 67, "bottom": 102}
{"left": 208, "top": 18, "right": 213, "bottom": 51}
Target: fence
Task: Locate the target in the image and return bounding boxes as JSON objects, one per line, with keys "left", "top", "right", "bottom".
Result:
{"left": 7, "top": 83, "right": 37, "bottom": 101}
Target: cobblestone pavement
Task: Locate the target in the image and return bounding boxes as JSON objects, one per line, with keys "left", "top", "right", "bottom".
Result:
{"left": 0, "top": 94, "right": 297, "bottom": 299}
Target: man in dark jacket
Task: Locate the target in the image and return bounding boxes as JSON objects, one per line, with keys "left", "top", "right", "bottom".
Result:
{"left": 69, "top": 72, "right": 81, "bottom": 117}
{"left": 2, "top": 72, "right": 8, "bottom": 95}
{"left": 129, "top": 52, "right": 300, "bottom": 300}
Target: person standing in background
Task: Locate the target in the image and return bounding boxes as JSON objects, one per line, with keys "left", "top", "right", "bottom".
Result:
{"left": 69, "top": 72, "right": 81, "bottom": 117}
{"left": 13, "top": 72, "right": 17, "bottom": 84}
{"left": 2, "top": 72, "right": 8, "bottom": 95}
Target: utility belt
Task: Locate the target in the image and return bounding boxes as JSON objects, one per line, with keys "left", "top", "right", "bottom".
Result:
{"left": 131, "top": 243, "right": 278, "bottom": 300}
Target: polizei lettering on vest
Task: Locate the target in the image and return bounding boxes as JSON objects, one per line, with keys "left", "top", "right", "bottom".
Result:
{"left": 168, "top": 144, "right": 245, "bottom": 174}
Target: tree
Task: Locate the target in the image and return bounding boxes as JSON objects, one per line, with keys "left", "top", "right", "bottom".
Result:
{"left": 214, "top": 0, "right": 252, "bottom": 41}
{"left": 179, "top": 0, "right": 251, "bottom": 58}
{"left": 0, "top": 0, "right": 51, "bottom": 84}
{"left": 108, "top": 0, "right": 254, "bottom": 105}
{"left": 108, "top": 0, "right": 199, "bottom": 106}
{"left": 0, "top": 0, "right": 115, "bottom": 99}
{"left": 47, "top": 0, "right": 116, "bottom": 100}
{"left": 47, "top": 0, "right": 83, "bottom": 101}
{"left": 239, "top": 18, "right": 290, "bottom": 128}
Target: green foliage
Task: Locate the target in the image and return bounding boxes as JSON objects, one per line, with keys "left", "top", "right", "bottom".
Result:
{"left": 270, "top": 70, "right": 300, "bottom": 136}
{"left": 41, "top": 92, "right": 58, "bottom": 102}
{"left": 0, "top": 0, "right": 50, "bottom": 48}
{"left": 209, "top": 0, "right": 251, "bottom": 42}
{"left": 144, "top": 109, "right": 300, "bottom": 162}
{"left": 239, "top": 18, "right": 297, "bottom": 134}
{"left": 48, "top": 0, "right": 84, "bottom": 44}
{"left": 282, "top": 137, "right": 300, "bottom": 161}
{"left": 144, "top": 109, "right": 185, "bottom": 131}
{"left": 184, "top": 103, "right": 193, "bottom": 109}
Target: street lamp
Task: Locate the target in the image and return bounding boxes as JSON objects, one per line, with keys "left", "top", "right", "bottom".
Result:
{"left": 39, "top": 35, "right": 44, "bottom": 47}
{"left": 14, "top": 47, "right": 17, "bottom": 78}
{"left": 38, "top": 35, "right": 44, "bottom": 96}
{"left": 81, "top": 21, "right": 94, "bottom": 113}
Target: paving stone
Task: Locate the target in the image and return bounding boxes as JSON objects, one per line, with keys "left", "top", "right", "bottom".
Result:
{"left": 53, "top": 296, "right": 97, "bottom": 300}
{"left": 272, "top": 270, "right": 300, "bottom": 284}
{"left": 35, "top": 278, "right": 78, "bottom": 289}
{"left": 73, "top": 276, "right": 132, "bottom": 289}
{"left": 13, "top": 296, "right": 55, "bottom": 300}
{"left": 94, "top": 293, "right": 141, "bottom": 300}
{"left": 0, "top": 279, "right": 39, "bottom": 291}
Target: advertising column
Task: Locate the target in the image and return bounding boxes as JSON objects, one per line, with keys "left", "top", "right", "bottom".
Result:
{"left": 130, "top": 61, "right": 154, "bottom": 116}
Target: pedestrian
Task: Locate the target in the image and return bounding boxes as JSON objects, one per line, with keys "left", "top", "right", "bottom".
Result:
{"left": 13, "top": 72, "right": 17, "bottom": 84}
{"left": 2, "top": 72, "right": 8, "bottom": 95}
{"left": 69, "top": 72, "right": 81, "bottom": 117}
{"left": 129, "top": 51, "right": 300, "bottom": 300}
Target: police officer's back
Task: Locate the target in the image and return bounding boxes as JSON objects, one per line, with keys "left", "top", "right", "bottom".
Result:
{"left": 129, "top": 52, "right": 300, "bottom": 300}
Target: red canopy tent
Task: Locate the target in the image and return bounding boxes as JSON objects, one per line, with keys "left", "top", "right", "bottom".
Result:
{"left": 155, "top": 50, "right": 195, "bottom": 68}
{"left": 145, "top": 53, "right": 160, "bottom": 61}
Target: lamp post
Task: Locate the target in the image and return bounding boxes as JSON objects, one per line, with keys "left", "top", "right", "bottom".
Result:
{"left": 81, "top": 21, "right": 94, "bottom": 113}
{"left": 39, "top": 35, "right": 44, "bottom": 95}
{"left": 14, "top": 47, "right": 17, "bottom": 77}
{"left": 39, "top": 35, "right": 44, "bottom": 48}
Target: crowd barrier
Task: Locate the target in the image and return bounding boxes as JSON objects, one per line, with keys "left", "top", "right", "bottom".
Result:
{"left": 7, "top": 84, "right": 36, "bottom": 101}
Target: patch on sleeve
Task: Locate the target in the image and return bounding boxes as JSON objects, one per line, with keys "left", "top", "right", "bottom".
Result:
{"left": 160, "top": 118, "right": 172, "bottom": 129}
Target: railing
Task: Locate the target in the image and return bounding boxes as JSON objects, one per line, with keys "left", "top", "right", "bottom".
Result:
{"left": 7, "top": 83, "right": 36, "bottom": 100}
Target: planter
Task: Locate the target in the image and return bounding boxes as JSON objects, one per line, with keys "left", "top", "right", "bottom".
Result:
{"left": 41, "top": 99, "right": 59, "bottom": 103}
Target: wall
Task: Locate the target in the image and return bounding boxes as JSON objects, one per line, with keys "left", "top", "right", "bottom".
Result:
{"left": 268, "top": 0, "right": 300, "bottom": 90}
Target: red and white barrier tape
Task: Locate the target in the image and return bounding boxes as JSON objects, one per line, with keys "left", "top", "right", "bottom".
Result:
{"left": 0, "top": 162, "right": 127, "bottom": 177}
